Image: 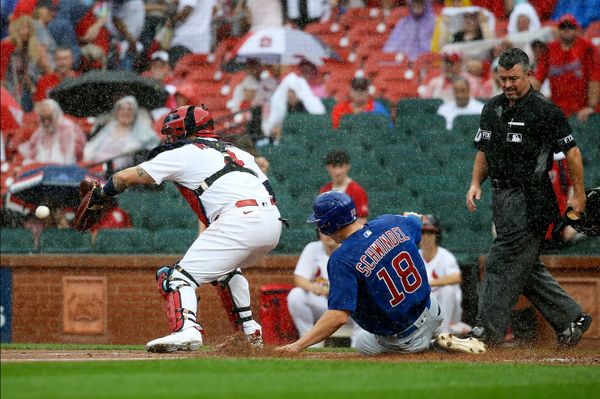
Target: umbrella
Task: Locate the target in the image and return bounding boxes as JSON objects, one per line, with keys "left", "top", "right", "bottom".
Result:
{"left": 222, "top": 27, "right": 340, "bottom": 72}
{"left": 5, "top": 164, "right": 91, "bottom": 215}
{"left": 1, "top": 86, "right": 24, "bottom": 132}
{"left": 49, "top": 70, "right": 169, "bottom": 117}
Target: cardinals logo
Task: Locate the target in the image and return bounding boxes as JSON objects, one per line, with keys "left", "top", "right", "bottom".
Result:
{"left": 260, "top": 36, "right": 272, "bottom": 48}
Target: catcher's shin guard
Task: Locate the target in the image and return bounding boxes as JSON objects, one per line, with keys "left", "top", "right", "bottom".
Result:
{"left": 156, "top": 265, "right": 200, "bottom": 332}
{"left": 214, "top": 270, "right": 261, "bottom": 337}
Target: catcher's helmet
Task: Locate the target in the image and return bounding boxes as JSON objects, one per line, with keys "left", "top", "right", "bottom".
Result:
{"left": 421, "top": 214, "right": 442, "bottom": 243}
{"left": 160, "top": 105, "right": 216, "bottom": 140}
{"left": 307, "top": 191, "right": 357, "bottom": 235}
{"left": 563, "top": 187, "right": 600, "bottom": 236}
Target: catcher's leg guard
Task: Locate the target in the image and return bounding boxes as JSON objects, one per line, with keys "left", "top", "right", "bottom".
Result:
{"left": 156, "top": 265, "right": 201, "bottom": 332}
{"left": 214, "top": 269, "right": 263, "bottom": 347}
{"left": 147, "top": 265, "right": 203, "bottom": 353}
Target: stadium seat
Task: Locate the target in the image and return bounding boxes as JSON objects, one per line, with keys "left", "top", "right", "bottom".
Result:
{"left": 152, "top": 228, "right": 199, "bottom": 254}
{"left": 40, "top": 229, "right": 92, "bottom": 253}
{"left": 0, "top": 228, "right": 35, "bottom": 253}
{"left": 93, "top": 228, "right": 154, "bottom": 254}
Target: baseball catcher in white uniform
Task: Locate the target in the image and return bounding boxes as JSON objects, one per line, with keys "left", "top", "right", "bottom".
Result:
{"left": 79, "top": 105, "right": 283, "bottom": 352}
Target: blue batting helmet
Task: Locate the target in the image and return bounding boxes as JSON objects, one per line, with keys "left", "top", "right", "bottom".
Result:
{"left": 307, "top": 191, "right": 357, "bottom": 235}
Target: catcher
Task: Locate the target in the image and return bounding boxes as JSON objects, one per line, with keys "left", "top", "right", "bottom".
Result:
{"left": 75, "top": 105, "right": 283, "bottom": 352}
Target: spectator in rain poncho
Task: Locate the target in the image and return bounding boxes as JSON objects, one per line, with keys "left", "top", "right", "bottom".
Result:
{"left": 18, "top": 99, "right": 87, "bottom": 165}
{"left": 83, "top": 96, "right": 160, "bottom": 170}
{"left": 260, "top": 72, "right": 325, "bottom": 145}
{"left": 507, "top": 2, "right": 541, "bottom": 35}
{"left": 383, "top": 0, "right": 436, "bottom": 61}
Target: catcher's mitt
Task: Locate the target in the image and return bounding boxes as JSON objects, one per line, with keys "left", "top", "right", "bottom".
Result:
{"left": 562, "top": 187, "right": 600, "bottom": 237}
{"left": 73, "top": 177, "right": 111, "bottom": 232}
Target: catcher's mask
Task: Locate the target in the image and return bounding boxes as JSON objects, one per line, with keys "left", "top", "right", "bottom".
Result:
{"left": 160, "top": 105, "right": 216, "bottom": 141}
{"left": 307, "top": 191, "right": 357, "bottom": 236}
{"left": 563, "top": 187, "right": 600, "bottom": 236}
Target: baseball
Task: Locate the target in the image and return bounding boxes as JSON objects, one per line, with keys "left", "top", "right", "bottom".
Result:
{"left": 35, "top": 205, "right": 50, "bottom": 219}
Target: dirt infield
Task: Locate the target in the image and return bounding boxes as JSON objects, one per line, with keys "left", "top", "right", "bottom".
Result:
{"left": 2, "top": 341, "right": 599, "bottom": 365}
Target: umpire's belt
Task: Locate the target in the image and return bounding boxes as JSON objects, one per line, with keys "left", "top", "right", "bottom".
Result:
{"left": 491, "top": 179, "right": 521, "bottom": 190}
{"left": 394, "top": 296, "right": 431, "bottom": 339}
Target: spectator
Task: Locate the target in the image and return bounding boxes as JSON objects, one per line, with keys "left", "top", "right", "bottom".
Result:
{"left": 260, "top": 72, "right": 325, "bottom": 146}
{"left": 532, "top": 15, "right": 600, "bottom": 122}
{"left": 32, "top": 0, "right": 58, "bottom": 58}
{"left": 170, "top": 0, "right": 218, "bottom": 54}
{"left": 330, "top": 77, "right": 391, "bottom": 129}
{"left": 48, "top": 0, "right": 88, "bottom": 68}
{"left": 34, "top": 47, "right": 78, "bottom": 103}
{"left": 247, "top": 0, "right": 283, "bottom": 31}
{"left": 297, "top": 60, "right": 327, "bottom": 98}
{"left": 83, "top": 96, "right": 160, "bottom": 170}
{"left": 74, "top": 1, "right": 111, "bottom": 59}
{"left": 383, "top": 0, "right": 436, "bottom": 62}
{"left": 319, "top": 149, "right": 369, "bottom": 224}
{"left": 106, "top": 0, "right": 146, "bottom": 70}
{"left": 284, "top": 0, "right": 331, "bottom": 29}
{"left": 436, "top": 77, "right": 484, "bottom": 130}
{"left": 1, "top": 15, "right": 51, "bottom": 112}
{"left": 142, "top": 50, "right": 174, "bottom": 84}
{"left": 139, "top": 0, "right": 175, "bottom": 53}
{"left": 419, "top": 52, "right": 480, "bottom": 102}
{"left": 551, "top": 0, "right": 600, "bottom": 30}
{"left": 18, "top": 99, "right": 86, "bottom": 165}
{"left": 481, "top": 57, "right": 503, "bottom": 97}
{"left": 79, "top": 43, "right": 108, "bottom": 72}
{"left": 227, "top": 59, "right": 277, "bottom": 113}
{"left": 418, "top": 214, "right": 471, "bottom": 335}
{"left": 507, "top": 2, "right": 542, "bottom": 35}
{"left": 451, "top": 10, "right": 493, "bottom": 43}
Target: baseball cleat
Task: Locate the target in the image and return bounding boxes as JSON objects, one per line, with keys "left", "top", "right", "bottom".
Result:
{"left": 557, "top": 313, "right": 592, "bottom": 347}
{"left": 146, "top": 327, "right": 203, "bottom": 353}
{"left": 436, "top": 333, "right": 487, "bottom": 354}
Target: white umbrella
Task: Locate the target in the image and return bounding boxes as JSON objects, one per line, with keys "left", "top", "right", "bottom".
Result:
{"left": 223, "top": 27, "right": 340, "bottom": 71}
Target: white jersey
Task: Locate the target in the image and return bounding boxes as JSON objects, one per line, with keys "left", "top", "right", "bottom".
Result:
{"left": 140, "top": 140, "right": 270, "bottom": 224}
{"left": 294, "top": 241, "right": 330, "bottom": 281}
{"left": 419, "top": 247, "right": 461, "bottom": 290}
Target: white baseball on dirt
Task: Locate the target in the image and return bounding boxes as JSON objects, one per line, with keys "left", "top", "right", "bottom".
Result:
{"left": 35, "top": 205, "right": 51, "bottom": 219}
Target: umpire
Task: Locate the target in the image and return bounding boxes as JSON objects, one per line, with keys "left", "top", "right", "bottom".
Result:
{"left": 465, "top": 48, "right": 592, "bottom": 346}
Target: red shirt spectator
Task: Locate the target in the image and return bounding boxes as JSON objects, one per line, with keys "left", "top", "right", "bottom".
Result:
{"left": 331, "top": 77, "right": 391, "bottom": 129}
{"left": 534, "top": 15, "right": 600, "bottom": 120}
{"left": 319, "top": 149, "right": 369, "bottom": 220}
{"left": 34, "top": 47, "right": 79, "bottom": 103}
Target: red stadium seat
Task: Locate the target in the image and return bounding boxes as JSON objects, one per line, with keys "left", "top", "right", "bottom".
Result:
{"left": 362, "top": 52, "right": 410, "bottom": 79}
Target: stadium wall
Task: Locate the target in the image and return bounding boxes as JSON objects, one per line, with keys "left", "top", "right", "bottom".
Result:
{"left": 0, "top": 254, "right": 598, "bottom": 345}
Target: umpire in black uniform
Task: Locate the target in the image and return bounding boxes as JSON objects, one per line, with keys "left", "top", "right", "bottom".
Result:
{"left": 465, "top": 48, "right": 592, "bottom": 346}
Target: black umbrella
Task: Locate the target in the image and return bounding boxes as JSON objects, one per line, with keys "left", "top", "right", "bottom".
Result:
{"left": 50, "top": 70, "right": 169, "bottom": 117}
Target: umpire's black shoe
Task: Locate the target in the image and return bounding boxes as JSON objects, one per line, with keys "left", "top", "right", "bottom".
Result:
{"left": 557, "top": 313, "right": 592, "bottom": 347}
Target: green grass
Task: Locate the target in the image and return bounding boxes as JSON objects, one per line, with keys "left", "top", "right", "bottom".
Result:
{"left": 2, "top": 357, "right": 599, "bottom": 399}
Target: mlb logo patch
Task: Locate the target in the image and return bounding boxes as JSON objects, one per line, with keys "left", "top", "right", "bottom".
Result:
{"left": 507, "top": 133, "right": 522, "bottom": 143}
{"left": 475, "top": 129, "right": 491, "bottom": 142}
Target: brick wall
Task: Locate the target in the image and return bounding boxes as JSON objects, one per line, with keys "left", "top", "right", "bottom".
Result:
{"left": 3, "top": 255, "right": 296, "bottom": 345}
{"left": 2, "top": 254, "right": 598, "bottom": 345}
